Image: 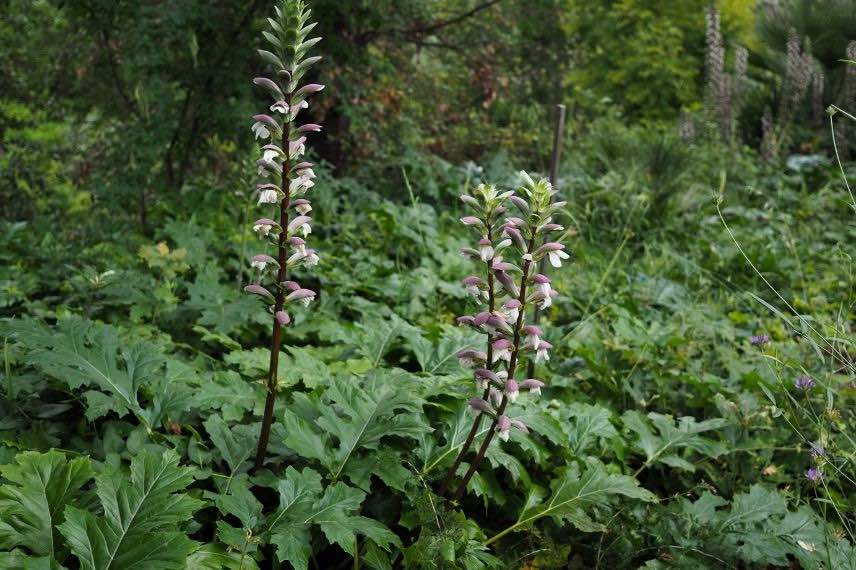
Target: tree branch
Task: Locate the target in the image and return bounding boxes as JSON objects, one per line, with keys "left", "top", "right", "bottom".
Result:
{"left": 403, "top": 0, "right": 504, "bottom": 36}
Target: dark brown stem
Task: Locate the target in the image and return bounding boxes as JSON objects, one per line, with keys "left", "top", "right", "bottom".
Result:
{"left": 527, "top": 104, "right": 566, "bottom": 379}
{"left": 254, "top": 94, "right": 293, "bottom": 471}
{"left": 438, "top": 222, "right": 496, "bottom": 496}
{"left": 453, "top": 236, "right": 536, "bottom": 500}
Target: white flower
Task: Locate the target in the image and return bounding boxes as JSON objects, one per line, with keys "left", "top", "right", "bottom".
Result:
{"left": 304, "top": 249, "right": 320, "bottom": 267}
{"left": 253, "top": 222, "right": 273, "bottom": 236}
{"left": 462, "top": 277, "right": 483, "bottom": 300}
{"left": 270, "top": 101, "right": 290, "bottom": 114}
{"left": 257, "top": 158, "right": 281, "bottom": 177}
{"left": 263, "top": 149, "right": 279, "bottom": 162}
{"left": 547, "top": 249, "right": 570, "bottom": 268}
{"left": 478, "top": 239, "right": 494, "bottom": 262}
{"left": 523, "top": 328, "right": 541, "bottom": 350}
{"left": 535, "top": 341, "right": 552, "bottom": 363}
{"left": 292, "top": 242, "right": 308, "bottom": 256}
{"left": 251, "top": 122, "right": 270, "bottom": 140}
{"left": 492, "top": 339, "right": 512, "bottom": 363}
{"left": 467, "top": 284, "right": 481, "bottom": 299}
{"left": 539, "top": 294, "right": 552, "bottom": 310}
{"left": 290, "top": 175, "right": 314, "bottom": 194}
{"left": 289, "top": 100, "right": 309, "bottom": 120}
{"left": 287, "top": 251, "right": 304, "bottom": 266}
{"left": 258, "top": 189, "right": 279, "bottom": 205}
{"left": 504, "top": 379, "right": 519, "bottom": 403}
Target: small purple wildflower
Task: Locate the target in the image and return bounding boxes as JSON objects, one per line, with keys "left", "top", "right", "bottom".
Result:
{"left": 795, "top": 375, "right": 815, "bottom": 391}
{"left": 805, "top": 467, "right": 822, "bottom": 482}
{"left": 749, "top": 334, "right": 770, "bottom": 346}
{"left": 809, "top": 444, "right": 826, "bottom": 460}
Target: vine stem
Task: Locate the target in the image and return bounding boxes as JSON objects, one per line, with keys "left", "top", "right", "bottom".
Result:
{"left": 438, "top": 223, "right": 496, "bottom": 497}
{"left": 254, "top": 92, "right": 293, "bottom": 471}
{"left": 453, "top": 236, "right": 537, "bottom": 500}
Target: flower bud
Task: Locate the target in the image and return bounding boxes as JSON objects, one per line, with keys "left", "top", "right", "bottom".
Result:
{"left": 286, "top": 288, "right": 316, "bottom": 307}
{"left": 510, "top": 418, "right": 529, "bottom": 434}
{"left": 456, "top": 315, "right": 476, "bottom": 327}
{"left": 296, "top": 83, "right": 325, "bottom": 97}
{"left": 244, "top": 284, "right": 274, "bottom": 301}
{"left": 460, "top": 194, "right": 480, "bottom": 208}
{"left": 457, "top": 349, "right": 487, "bottom": 367}
{"left": 474, "top": 368, "right": 500, "bottom": 390}
{"left": 509, "top": 195, "right": 529, "bottom": 213}
{"left": 254, "top": 77, "right": 284, "bottom": 97}
{"left": 468, "top": 398, "right": 493, "bottom": 415}
{"left": 494, "top": 270, "right": 519, "bottom": 297}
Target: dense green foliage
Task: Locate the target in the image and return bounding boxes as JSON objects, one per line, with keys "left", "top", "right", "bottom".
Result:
{"left": 1, "top": 0, "right": 854, "bottom": 568}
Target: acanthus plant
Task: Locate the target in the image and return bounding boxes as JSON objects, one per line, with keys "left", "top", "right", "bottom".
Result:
{"left": 439, "top": 173, "right": 568, "bottom": 499}
{"left": 243, "top": 0, "right": 324, "bottom": 470}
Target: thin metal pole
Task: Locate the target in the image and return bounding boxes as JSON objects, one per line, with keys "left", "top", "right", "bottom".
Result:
{"left": 526, "top": 104, "right": 566, "bottom": 380}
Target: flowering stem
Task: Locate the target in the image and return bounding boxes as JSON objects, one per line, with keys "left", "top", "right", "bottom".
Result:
{"left": 438, "top": 225, "right": 496, "bottom": 497}
{"left": 527, "top": 104, "right": 565, "bottom": 379}
{"left": 254, "top": 93, "right": 293, "bottom": 471}
{"left": 452, "top": 236, "right": 536, "bottom": 500}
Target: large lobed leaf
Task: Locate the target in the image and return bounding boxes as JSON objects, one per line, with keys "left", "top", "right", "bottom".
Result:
{"left": 266, "top": 467, "right": 400, "bottom": 570}
{"left": 622, "top": 411, "right": 727, "bottom": 472}
{"left": 0, "top": 450, "right": 93, "bottom": 559}
{"left": 1, "top": 317, "right": 162, "bottom": 426}
{"left": 510, "top": 459, "right": 657, "bottom": 535}
{"left": 283, "top": 372, "right": 430, "bottom": 488}
{"left": 57, "top": 449, "right": 203, "bottom": 570}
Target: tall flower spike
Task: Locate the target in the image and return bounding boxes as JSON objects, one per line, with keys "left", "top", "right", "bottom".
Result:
{"left": 437, "top": 183, "right": 511, "bottom": 497}
{"left": 246, "top": 0, "right": 324, "bottom": 471}
{"left": 448, "top": 172, "right": 569, "bottom": 501}
{"left": 440, "top": 177, "right": 569, "bottom": 499}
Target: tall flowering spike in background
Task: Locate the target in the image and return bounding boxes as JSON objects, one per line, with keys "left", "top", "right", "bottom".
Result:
{"left": 246, "top": 0, "right": 324, "bottom": 471}
{"left": 437, "top": 183, "right": 513, "bottom": 497}
{"left": 439, "top": 174, "right": 569, "bottom": 499}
